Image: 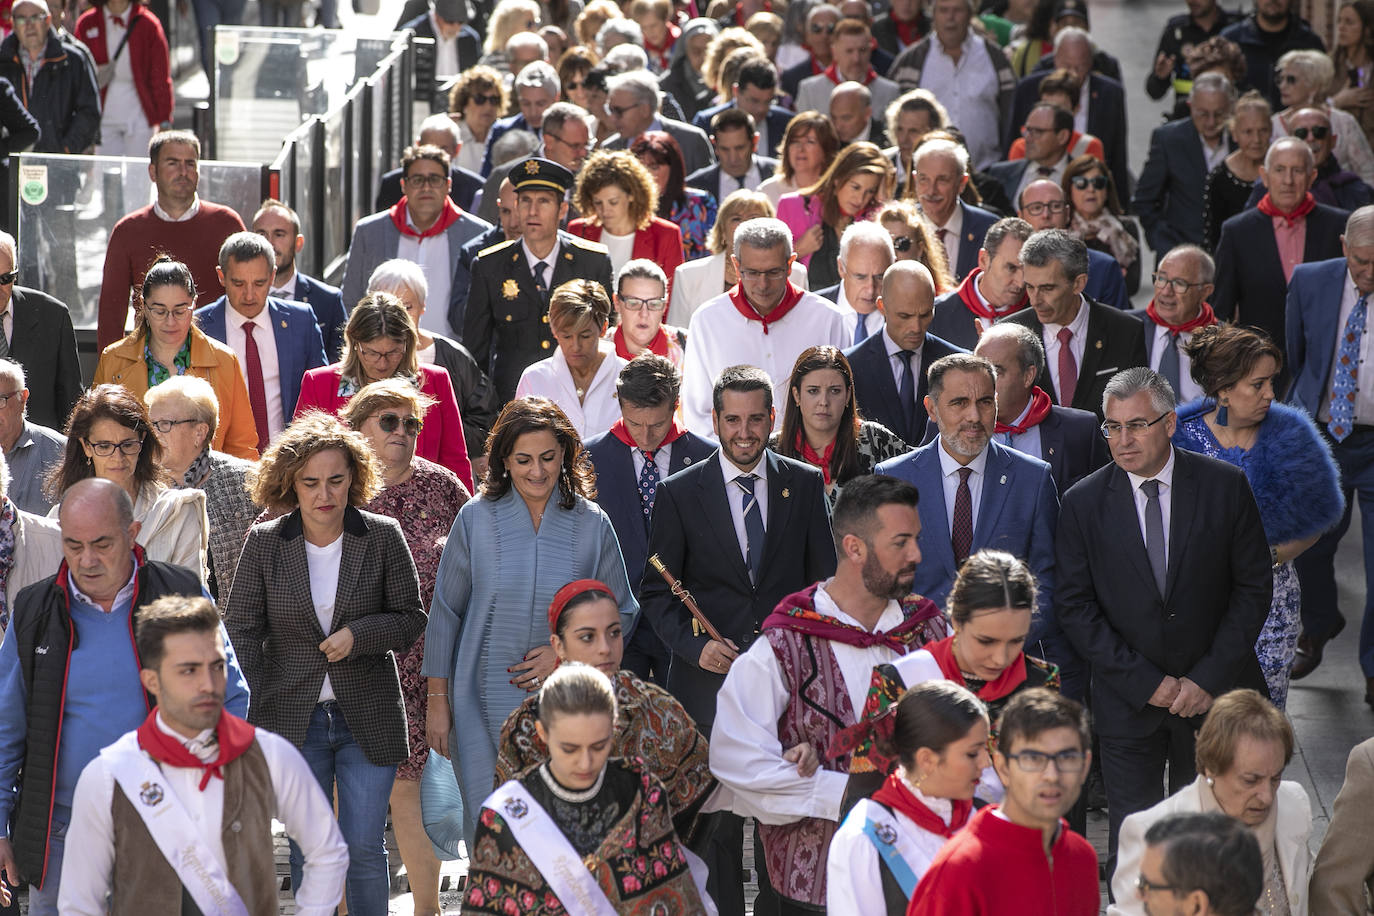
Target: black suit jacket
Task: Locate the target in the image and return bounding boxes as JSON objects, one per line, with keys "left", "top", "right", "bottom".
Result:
{"left": 684, "top": 155, "right": 779, "bottom": 203}
{"left": 1037, "top": 405, "right": 1110, "bottom": 494}
{"left": 1002, "top": 299, "right": 1148, "bottom": 418}
{"left": 1132, "top": 116, "right": 1234, "bottom": 255}
{"left": 1213, "top": 202, "right": 1346, "bottom": 356}
{"left": 844, "top": 330, "right": 966, "bottom": 445}
{"left": 638, "top": 451, "right": 836, "bottom": 728}
{"left": 374, "top": 162, "right": 483, "bottom": 214}
{"left": 291, "top": 272, "right": 348, "bottom": 363}
{"left": 8, "top": 286, "right": 80, "bottom": 430}
{"left": 1007, "top": 72, "right": 1129, "bottom": 206}
{"left": 950, "top": 201, "right": 1000, "bottom": 280}
{"left": 1056, "top": 450, "right": 1272, "bottom": 738}
{"left": 929, "top": 285, "right": 1004, "bottom": 352}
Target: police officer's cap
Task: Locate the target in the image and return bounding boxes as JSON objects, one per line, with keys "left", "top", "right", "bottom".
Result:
{"left": 512, "top": 158, "right": 574, "bottom": 196}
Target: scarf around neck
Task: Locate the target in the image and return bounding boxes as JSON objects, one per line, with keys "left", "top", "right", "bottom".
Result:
{"left": 613, "top": 324, "right": 670, "bottom": 360}
{"left": 1257, "top": 191, "right": 1316, "bottom": 225}
{"left": 1145, "top": 299, "right": 1217, "bottom": 335}
{"left": 955, "top": 268, "right": 1026, "bottom": 322}
{"left": 137, "top": 708, "right": 257, "bottom": 791}
{"left": 823, "top": 62, "right": 878, "bottom": 86}
{"left": 871, "top": 770, "right": 972, "bottom": 839}
{"left": 762, "top": 583, "right": 944, "bottom": 652}
{"left": 995, "top": 386, "right": 1052, "bottom": 436}
{"left": 796, "top": 432, "right": 835, "bottom": 485}
{"left": 728, "top": 280, "right": 805, "bottom": 334}
{"left": 927, "top": 634, "right": 1028, "bottom": 702}
{"left": 608, "top": 416, "right": 687, "bottom": 452}
{"left": 389, "top": 196, "right": 463, "bottom": 240}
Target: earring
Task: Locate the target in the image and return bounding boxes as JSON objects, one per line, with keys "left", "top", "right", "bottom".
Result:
{"left": 1205, "top": 775, "right": 1214, "bottom": 787}
{"left": 1216, "top": 399, "right": 1229, "bottom": 427}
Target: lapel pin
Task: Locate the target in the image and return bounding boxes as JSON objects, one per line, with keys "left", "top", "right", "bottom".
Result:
{"left": 782, "top": 488, "right": 790, "bottom": 498}
{"left": 1048, "top": 447, "right": 1055, "bottom": 455}
{"left": 564, "top": 252, "right": 573, "bottom": 261}
{"left": 280, "top": 320, "right": 287, "bottom": 328}
{"left": 683, "top": 457, "right": 692, "bottom": 464}
{"left": 999, "top": 475, "right": 1007, "bottom": 484}
{"left": 1095, "top": 340, "right": 1103, "bottom": 349}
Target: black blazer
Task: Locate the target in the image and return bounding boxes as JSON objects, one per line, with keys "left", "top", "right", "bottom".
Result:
{"left": 844, "top": 329, "right": 966, "bottom": 445}
{"left": 584, "top": 429, "right": 718, "bottom": 600}
{"left": 928, "top": 287, "right": 984, "bottom": 352}
{"left": 8, "top": 286, "right": 80, "bottom": 430}
{"left": 684, "top": 155, "right": 780, "bottom": 203}
{"left": 950, "top": 201, "right": 1000, "bottom": 280}
{"left": 224, "top": 506, "right": 426, "bottom": 766}
{"left": 638, "top": 451, "right": 836, "bottom": 728}
{"left": 1038, "top": 405, "right": 1111, "bottom": 494}
{"left": 1056, "top": 450, "right": 1273, "bottom": 738}
{"left": 374, "top": 162, "right": 483, "bottom": 214}
{"left": 984, "top": 159, "right": 1031, "bottom": 209}
{"left": 1212, "top": 202, "right": 1347, "bottom": 356}
{"left": 1001, "top": 299, "right": 1148, "bottom": 418}
{"left": 291, "top": 272, "right": 348, "bottom": 363}
{"left": 1007, "top": 72, "right": 1129, "bottom": 205}
{"left": 1131, "top": 116, "right": 1234, "bottom": 256}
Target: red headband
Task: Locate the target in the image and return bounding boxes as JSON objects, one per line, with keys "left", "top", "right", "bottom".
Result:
{"left": 548, "top": 579, "right": 616, "bottom": 633}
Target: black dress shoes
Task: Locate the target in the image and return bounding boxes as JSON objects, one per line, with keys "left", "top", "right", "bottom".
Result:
{"left": 1291, "top": 617, "right": 1346, "bottom": 681}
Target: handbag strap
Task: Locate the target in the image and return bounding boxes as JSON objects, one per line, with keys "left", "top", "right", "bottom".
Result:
{"left": 109, "top": 14, "right": 136, "bottom": 64}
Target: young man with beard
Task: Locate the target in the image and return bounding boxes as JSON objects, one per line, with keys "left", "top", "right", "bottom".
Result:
{"left": 710, "top": 474, "right": 949, "bottom": 913}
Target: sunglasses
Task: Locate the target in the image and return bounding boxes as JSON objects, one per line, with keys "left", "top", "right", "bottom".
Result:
{"left": 376, "top": 412, "right": 423, "bottom": 436}
{"left": 1276, "top": 72, "right": 1300, "bottom": 86}
{"left": 809, "top": 22, "right": 836, "bottom": 33}
{"left": 1293, "top": 125, "right": 1330, "bottom": 140}
{"left": 470, "top": 93, "right": 502, "bottom": 106}
{"left": 892, "top": 235, "right": 914, "bottom": 252}
{"left": 0, "top": 270, "right": 17, "bottom": 286}
{"left": 1071, "top": 175, "right": 1109, "bottom": 190}
{"left": 565, "top": 80, "right": 585, "bottom": 91}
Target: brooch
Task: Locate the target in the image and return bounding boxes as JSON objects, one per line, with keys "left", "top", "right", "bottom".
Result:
{"left": 502, "top": 279, "right": 520, "bottom": 300}
{"left": 139, "top": 781, "right": 165, "bottom": 806}
{"left": 503, "top": 796, "right": 529, "bottom": 820}
{"left": 874, "top": 822, "right": 898, "bottom": 845}
{"left": 782, "top": 488, "right": 790, "bottom": 498}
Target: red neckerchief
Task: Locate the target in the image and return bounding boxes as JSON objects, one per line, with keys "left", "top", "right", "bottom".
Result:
{"left": 926, "top": 634, "right": 1028, "bottom": 702}
{"left": 871, "top": 771, "right": 972, "bottom": 839}
{"left": 894, "top": 17, "right": 924, "bottom": 45}
{"left": 728, "top": 280, "right": 804, "bottom": 334}
{"left": 762, "top": 584, "right": 945, "bottom": 652}
{"left": 995, "top": 386, "right": 1052, "bottom": 435}
{"left": 644, "top": 22, "right": 680, "bottom": 69}
{"left": 822, "top": 62, "right": 877, "bottom": 86}
{"left": 136, "top": 708, "right": 257, "bottom": 791}
{"left": 613, "top": 325, "right": 670, "bottom": 359}
{"left": 1145, "top": 299, "right": 1218, "bottom": 335}
{"left": 1257, "top": 191, "right": 1316, "bottom": 224}
{"left": 389, "top": 196, "right": 463, "bottom": 240}
{"left": 807, "top": 56, "right": 823, "bottom": 76}
{"left": 955, "top": 268, "right": 1026, "bottom": 322}
{"left": 795, "top": 432, "right": 835, "bottom": 485}
{"left": 609, "top": 416, "right": 686, "bottom": 451}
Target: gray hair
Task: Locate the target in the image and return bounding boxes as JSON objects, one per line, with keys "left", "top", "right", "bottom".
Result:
{"left": 602, "top": 43, "right": 649, "bottom": 74}
{"left": 514, "top": 60, "right": 560, "bottom": 96}
{"left": 541, "top": 101, "right": 591, "bottom": 136}
{"left": 1021, "top": 228, "right": 1088, "bottom": 281}
{"left": 506, "top": 30, "right": 549, "bottom": 58}
{"left": 977, "top": 322, "right": 1045, "bottom": 376}
{"left": 367, "top": 258, "right": 429, "bottom": 302}
{"left": 806, "top": 3, "right": 840, "bottom": 24}
{"left": 217, "top": 231, "right": 276, "bottom": 272}
{"left": 597, "top": 17, "right": 643, "bottom": 54}
{"left": 0, "top": 231, "right": 15, "bottom": 267}
{"left": 1277, "top": 49, "right": 1335, "bottom": 95}
{"left": 1347, "top": 205, "right": 1374, "bottom": 246}
{"left": 615, "top": 258, "right": 667, "bottom": 295}
{"left": 418, "top": 113, "right": 462, "bottom": 146}
{"left": 607, "top": 69, "right": 661, "bottom": 113}
{"left": 914, "top": 138, "right": 969, "bottom": 177}
{"left": 884, "top": 89, "right": 948, "bottom": 147}
{"left": 982, "top": 217, "right": 1033, "bottom": 256}
{"left": 1190, "top": 71, "right": 1237, "bottom": 104}
{"left": 1162, "top": 244, "right": 1216, "bottom": 285}
{"left": 1102, "top": 367, "right": 1177, "bottom": 416}
{"left": 732, "top": 217, "right": 793, "bottom": 260}
{"left": 0, "top": 357, "right": 25, "bottom": 394}
{"left": 1052, "top": 25, "right": 1091, "bottom": 53}
{"left": 145, "top": 375, "right": 220, "bottom": 430}
{"left": 491, "top": 129, "right": 541, "bottom": 168}
{"left": 1264, "top": 135, "right": 1315, "bottom": 171}
{"left": 839, "top": 219, "right": 895, "bottom": 263}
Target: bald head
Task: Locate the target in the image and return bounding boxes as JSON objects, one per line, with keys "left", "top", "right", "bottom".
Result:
{"left": 60, "top": 477, "right": 134, "bottom": 531}
{"left": 1019, "top": 178, "right": 1068, "bottom": 230}
{"left": 59, "top": 478, "right": 141, "bottom": 609}
{"left": 830, "top": 81, "right": 873, "bottom": 143}
{"left": 880, "top": 260, "right": 937, "bottom": 351}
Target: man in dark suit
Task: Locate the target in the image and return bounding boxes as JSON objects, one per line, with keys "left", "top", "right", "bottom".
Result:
{"left": 846, "top": 261, "right": 964, "bottom": 446}
{"left": 875, "top": 352, "right": 1066, "bottom": 672}
{"left": 690, "top": 57, "right": 795, "bottom": 159}
{"left": 1287, "top": 207, "right": 1374, "bottom": 693}
{"left": 1220, "top": 0, "right": 1325, "bottom": 108}
{"left": 475, "top": 102, "right": 590, "bottom": 227}
{"left": 1214, "top": 136, "right": 1346, "bottom": 357}
{"left": 913, "top": 139, "right": 999, "bottom": 281}
{"left": 373, "top": 115, "right": 484, "bottom": 214}
{"left": 600, "top": 70, "right": 715, "bottom": 177}
{"left": 985, "top": 102, "right": 1074, "bottom": 208}
{"left": 479, "top": 62, "right": 561, "bottom": 177}
{"left": 1003, "top": 229, "right": 1148, "bottom": 419}
{"left": 1128, "top": 244, "right": 1219, "bottom": 404}
{"left": 930, "top": 217, "right": 1031, "bottom": 351}
{"left": 1057, "top": 366, "right": 1272, "bottom": 867}
{"left": 1133, "top": 73, "right": 1237, "bottom": 259}
{"left": 401, "top": 0, "right": 480, "bottom": 111}
{"left": 1018, "top": 178, "right": 1130, "bottom": 309}
{"left": 686, "top": 108, "right": 778, "bottom": 205}
{"left": 0, "top": 231, "right": 79, "bottom": 430}
{"left": 584, "top": 356, "right": 716, "bottom": 687}
{"left": 251, "top": 200, "right": 348, "bottom": 362}
{"left": 818, "top": 220, "right": 895, "bottom": 346}
{"left": 463, "top": 158, "right": 613, "bottom": 403}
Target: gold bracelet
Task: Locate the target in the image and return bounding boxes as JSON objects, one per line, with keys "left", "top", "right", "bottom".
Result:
{"left": 428, "top": 692, "right": 448, "bottom": 697}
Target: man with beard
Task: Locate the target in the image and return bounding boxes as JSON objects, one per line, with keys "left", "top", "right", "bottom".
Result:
{"left": 710, "top": 473, "right": 949, "bottom": 913}
{"left": 875, "top": 354, "right": 1064, "bottom": 670}
{"left": 640, "top": 364, "right": 835, "bottom": 916}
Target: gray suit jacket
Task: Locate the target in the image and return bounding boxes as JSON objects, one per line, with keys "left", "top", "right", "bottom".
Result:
{"left": 603, "top": 117, "right": 716, "bottom": 177}
{"left": 340, "top": 207, "right": 493, "bottom": 338}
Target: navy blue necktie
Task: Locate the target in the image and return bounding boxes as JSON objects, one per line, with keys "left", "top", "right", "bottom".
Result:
{"left": 898, "top": 350, "right": 917, "bottom": 435}
{"left": 735, "top": 474, "right": 765, "bottom": 584}
{"left": 853, "top": 312, "right": 870, "bottom": 347}
{"left": 637, "top": 449, "right": 660, "bottom": 530}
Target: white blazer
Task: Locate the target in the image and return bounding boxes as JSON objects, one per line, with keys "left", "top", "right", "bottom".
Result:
{"left": 1109, "top": 775, "right": 1312, "bottom": 916}
{"left": 668, "top": 254, "right": 809, "bottom": 328}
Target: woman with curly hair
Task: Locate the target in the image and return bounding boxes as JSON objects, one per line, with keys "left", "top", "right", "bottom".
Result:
{"left": 449, "top": 66, "right": 509, "bottom": 174}
{"left": 759, "top": 111, "right": 841, "bottom": 206}
{"left": 424, "top": 397, "right": 639, "bottom": 845}
{"left": 776, "top": 141, "right": 895, "bottom": 289}
{"left": 876, "top": 199, "right": 954, "bottom": 293}
{"left": 568, "top": 150, "right": 684, "bottom": 276}
{"left": 632, "top": 130, "right": 717, "bottom": 260}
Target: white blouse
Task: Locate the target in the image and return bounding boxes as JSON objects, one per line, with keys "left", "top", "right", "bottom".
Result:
{"left": 514, "top": 343, "right": 628, "bottom": 440}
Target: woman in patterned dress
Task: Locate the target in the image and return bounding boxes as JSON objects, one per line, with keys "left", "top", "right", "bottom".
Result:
{"left": 341, "top": 377, "right": 470, "bottom": 916}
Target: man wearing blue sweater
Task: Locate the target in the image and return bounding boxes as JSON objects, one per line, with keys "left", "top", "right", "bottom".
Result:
{"left": 0, "top": 479, "right": 250, "bottom": 914}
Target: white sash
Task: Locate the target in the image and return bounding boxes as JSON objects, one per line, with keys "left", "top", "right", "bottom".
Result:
{"left": 101, "top": 732, "right": 251, "bottom": 916}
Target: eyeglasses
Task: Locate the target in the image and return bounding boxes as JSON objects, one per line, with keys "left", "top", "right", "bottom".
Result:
{"left": 358, "top": 343, "right": 405, "bottom": 362}
{"left": 470, "top": 93, "right": 502, "bottom": 106}
{"left": 85, "top": 435, "right": 144, "bottom": 457}
{"left": 1136, "top": 875, "right": 1178, "bottom": 895}
{"left": 1021, "top": 200, "right": 1068, "bottom": 216}
{"left": 1293, "top": 125, "right": 1331, "bottom": 140}
{"left": 564, "top": 80, "right": 585, "bottom": 91}
{"left": 1151, "top": 272, "right": 1206, "bottom": 293}
{"left": 0, "top": 270, "right": 17, "bottom": 286}
{"left": 892, "top": 235, "right": 914, "bottom": 252}
{"left": 739, "top": 267, "right": 789, "bottom": 281}
{"left": 151, "top": 417, "right": 200, "bottom": 433}
{"left": 619, "top": 296, "right": 666, "bottom": 312}
{"left": 809, "top": 22, "right": 836, "bottom": 33}
{"left": 1276, "top": 72, "right": 1301, "bottom": 86}
{"left": 1100, "top": 413, "right": 1170, "bottom": 439}
{"left": 544, "top": 130, "right": 591, "bottom": 151}
{"left": 1004, "top": 748, "right": 1087, "bottom": 774}
{"left": 375, "top": 412, "right": 423, "bottom": 436}
{"left": 0, "top": 390, "right": 21, "bottom": 409}
{"left": 145, "top": 305, "right": 193, "bottom": 321}
{"left": 1020, "top": 125, "right": 1055, "bottom": 137}
{"left": 1071, "top": 175, "right": 1109, "bottom": 190}
{"left": 604, "top": 101, "right": 644, "bottom": 118}
{"left": 12, "top": 13, "right": 45, "bottom": 25}
{"left": 404, "top": 173, "right": 447, "bottom": 188}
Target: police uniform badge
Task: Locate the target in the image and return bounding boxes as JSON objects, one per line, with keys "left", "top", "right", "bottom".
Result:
{"left": 502, "top": 279, "right": 520, "bottom": 300}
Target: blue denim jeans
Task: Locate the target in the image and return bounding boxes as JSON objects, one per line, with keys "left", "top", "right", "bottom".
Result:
{"left": 289, "top": 702, "right": 396, "bottom": 915}
{"left": 25, "top": 809, "right": 67, "bottom": 916}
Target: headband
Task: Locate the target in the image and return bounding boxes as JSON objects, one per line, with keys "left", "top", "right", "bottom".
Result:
{"left": 547, "top": 579, "right": 616, "bottom": 634}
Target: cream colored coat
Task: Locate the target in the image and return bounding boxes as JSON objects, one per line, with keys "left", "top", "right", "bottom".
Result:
{"left": 48, "top": 484, "right": 209, "bottom": 585}
{"left": 1310, "top": 737, "right": 1374, "bottom": 914}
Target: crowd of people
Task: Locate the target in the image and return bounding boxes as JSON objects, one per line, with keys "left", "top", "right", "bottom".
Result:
{"left": 7, "top": 0, "right": 1374, "bottom": 909}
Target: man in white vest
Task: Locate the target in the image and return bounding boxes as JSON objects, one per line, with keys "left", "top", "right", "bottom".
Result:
{"left": 57, "top": 595, "right": 348, "bottom": 915}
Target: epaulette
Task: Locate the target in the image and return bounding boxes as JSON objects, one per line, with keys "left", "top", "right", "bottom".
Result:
{"left": 565, "top": 235, "right": 610, "bottom": 254}
{"left": 478, "top": 238, "right": 518, "bottom": 259}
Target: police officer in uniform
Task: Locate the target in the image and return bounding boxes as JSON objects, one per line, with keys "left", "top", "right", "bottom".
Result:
{"left": 462, "top": 158, "right": 614, "bottom": 403}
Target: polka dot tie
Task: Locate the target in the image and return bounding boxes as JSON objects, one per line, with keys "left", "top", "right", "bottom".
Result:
{"left": 638, "top": 449, "right": 660, "bottom": 531}
{"left": 1329, "top": 293, "right": 1368, "bottom": 442}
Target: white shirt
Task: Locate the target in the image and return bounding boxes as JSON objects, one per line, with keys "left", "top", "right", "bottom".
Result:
{"left": 99, "top": 6, "right": 140, "bottom": 121}
{"left": 1042, "top": 295, "right": 1090, "bottom": 402}
{"left": 837, "top": 283, "right": 884, "bottom": 343}
{"left": 1075, "top": 80, "right": 1091, "bottom": 136}
{"left": 1148, "top": 321, "right": 1205, "bottom": 403}
{"left": 1126, "top": 446, "right": 1175, "bottom": 562}
{"left": 429, "top": 11, "right": 461, "bottom": 76}
{"left": 1321, "top": 272, "right": 1374, "bottom": 424}
{"left": 718, "top": 448, "right": 769, "bottom": 567}
{"left": 884, "top": 327, "right": 922, "bottom": 392}
{"left": 828, "top": 794, "right": 953, "bottom": 914}
{"left": 681, "top": 288, "right": 850, "bottom": 435}
{"left": 601, "top": 228, "right": 636, "bottom": 275}
{"left": 521, "top": 237, "right": 561, "bottom": 288}
{"left": 757, "top": 174, "right": 797, "bottom": 207}
{"left": 971, "top": 272, "right": 1010, "bottom": 331}
{"left": 269, "top": 265, "right": 298, "bottom": 301}
{"left": 998, "top": 397, "right": 1043, "bottom": 459}
{"left": 1200, "top": 129, "right": 1230, "bottom": 173}
{"left": 152, "top": 195, "right": 202, "bottom": 223}
{"left": 709, "top": 583, "right": 905, "bottom": 825}
{"left": 937, "top": 440, "right": 987, "bottom": 535}
{"left": 306, "top": 534, "right": 343, "bottom": 703}
{"left": 514, "top": 343, "right": 628, "bottom": 440}
{"left": 225, "top": 305, "right": 285, "bottom": 437}
{"left": 1014, "top": 153, "right": 1069, "bottom": 205}
{"left": 917, "top": 31, "right": 1003, "bottom": 169}
{"left": 630, "top": 442, "right": 673, "bottom": 480}
{"left": 396, "top": 209, "right": 452, "bottom": 337}
{"left": 457, "top": 120, "right": 485, "bottom": 174}
{"left": 930, "top": 203, "right": 964, "bottom": 270}
{"left": 720, "top": 159, "right": 764, "bottom": 197}
{"left": 59, "top": 716, "right": 349, "bottom": 916}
